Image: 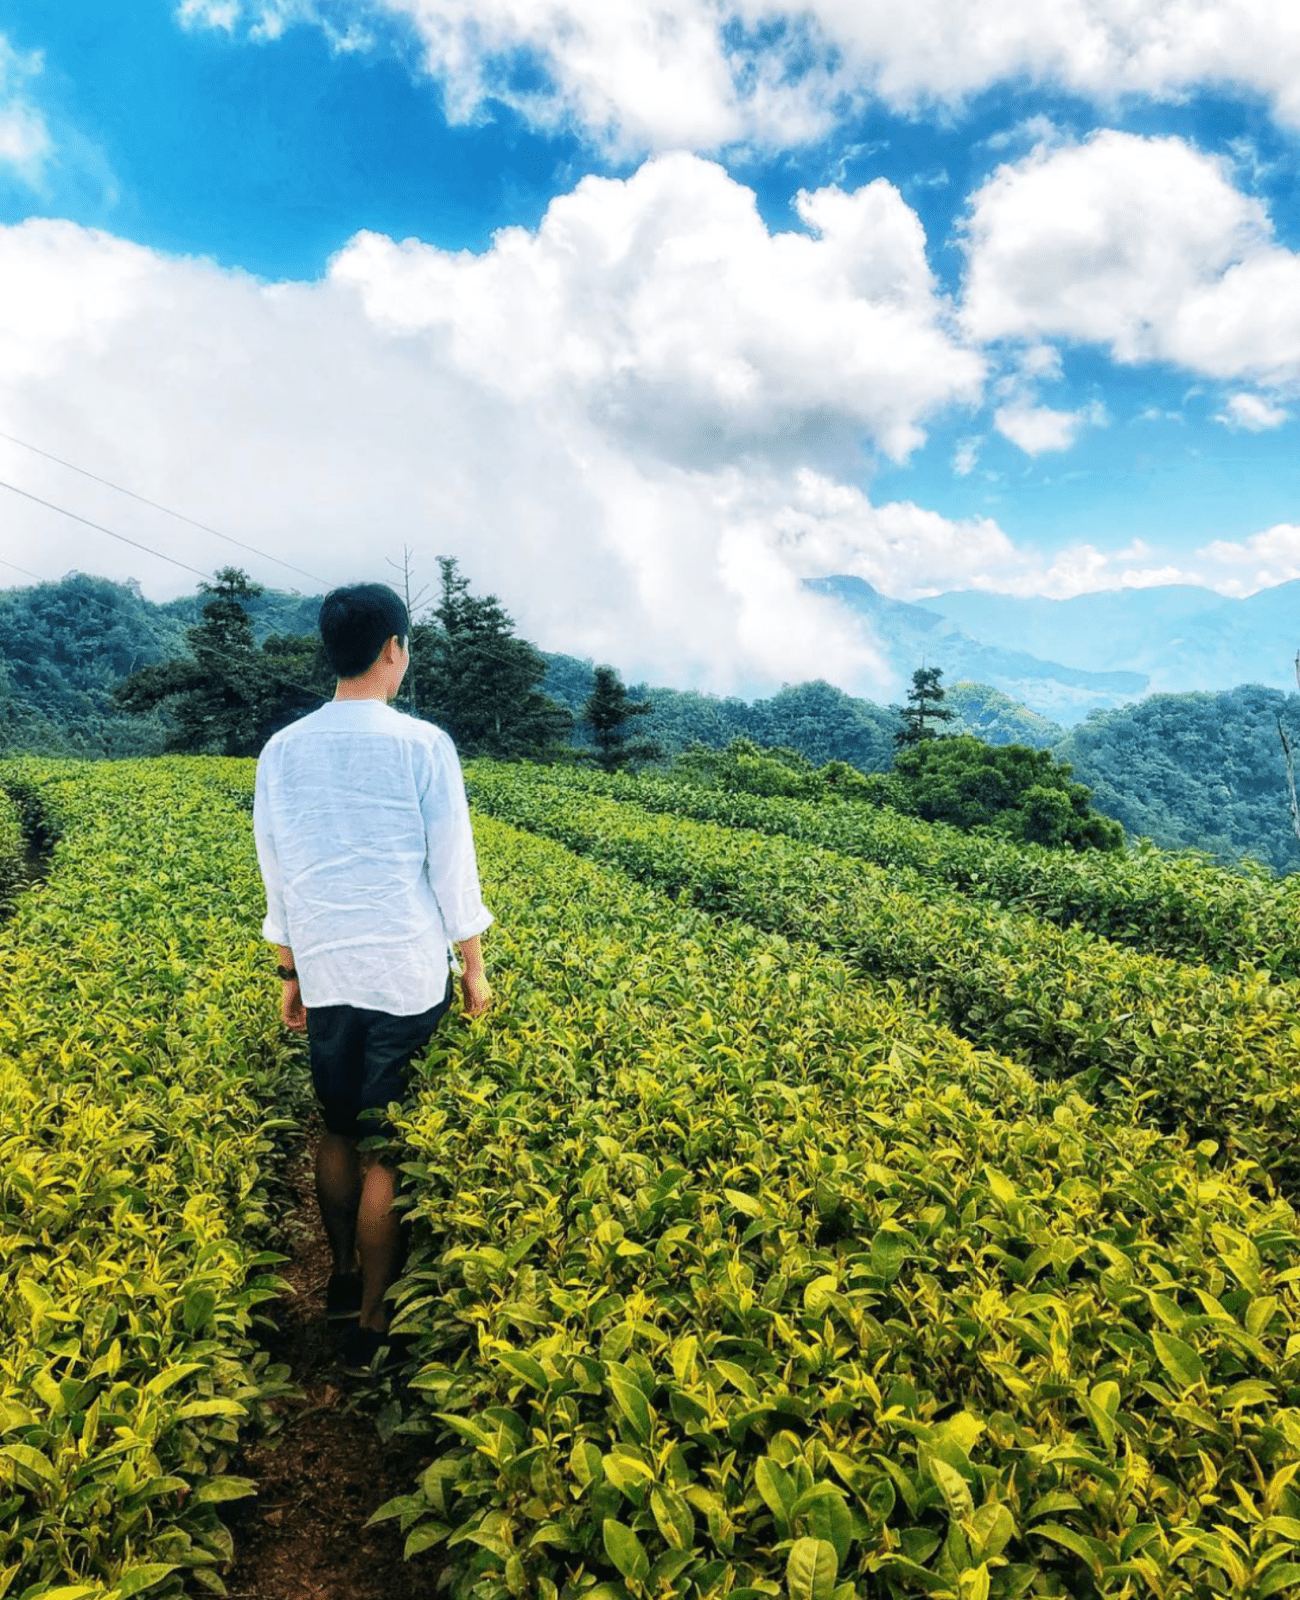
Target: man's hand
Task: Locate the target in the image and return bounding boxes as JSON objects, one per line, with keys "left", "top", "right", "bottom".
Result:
{"left": 281, "top": 979, "right": 307, "bottom": 1033}
{"left": 457, "top": 934, "right": 492, "bottom": 1018}
{"left": 460, "top": 968, "right": 493, "bottom": 1019}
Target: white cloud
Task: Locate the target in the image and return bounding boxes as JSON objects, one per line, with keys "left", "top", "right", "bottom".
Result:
{"left": 994, "top": 401, "right": 1080, "bottom": 454}
{"left": 174, "top": 2, "right": 1300, "bottom": 153}
{"left": 1196, "top": 524, "right": 1300, "bottom": 594}
{"left": 330, "top": 153, "right": 982, "bottom": 469}
{"left": 961, "top": 130, "right": 1300, "bottom": 386}
{"left": 1216, "top": 392, "right": 1290, "bottom": 431}
{"left": 953, "top": 437, "right": 980, "bottom": 476}
{"left": 0, "top": 160, "right": 989, "bottom": 699}
{"left": 0, "top": 35, "right": 52, "bottom": 187}
{"left": 886, "top": 523, "right": 1300, "bottom": 603}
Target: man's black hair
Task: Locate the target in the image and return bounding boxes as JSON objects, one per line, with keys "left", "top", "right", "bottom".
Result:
{"left": 318, "top": 583, "right": 410, "bottom": 679}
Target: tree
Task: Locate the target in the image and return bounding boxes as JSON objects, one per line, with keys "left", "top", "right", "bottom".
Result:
{"left": 409, "top": 557, "right": 573, "bottom": 759}
{"left": 890, "top": 735, "right": 1125, "bottom": 851}
{"left": 582, "top": 666, "right": 662, "bottom": 771}
{"left": 115, "top": 567, "right": 330, "bottom": 754}
{"left": 894, "top": 666, "right": 956, "bottom": 748}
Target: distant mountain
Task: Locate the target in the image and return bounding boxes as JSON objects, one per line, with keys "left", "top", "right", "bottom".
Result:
{"left": 918, "top": 582, "right": 1300, "bottom": 702}
{"left": 808, "top": 575, "right": 1147, "bottom": 724}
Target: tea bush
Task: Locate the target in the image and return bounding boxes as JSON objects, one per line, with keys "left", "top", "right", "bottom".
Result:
{"left": 379, "top": 818, "right": 1300, "bottom": 1600}
{"left": 464, "top": 765, "right": 1300, "bottom": 1190}
{"left": 15, "top": 755, "right": 1300, "bottom": 1600}
{"left": 0, "top": 791, "right": 21, "bottom": 915}
{"left": 0, "top": 758, "right": 306, "bottom": 1600}
{"left": 498, "top": 765, "right": 1296, "bottom": 975}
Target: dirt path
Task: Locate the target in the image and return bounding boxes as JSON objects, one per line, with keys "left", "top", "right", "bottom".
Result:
{"left": 222, "top": 1127, "right": 437, "bottom": 1600}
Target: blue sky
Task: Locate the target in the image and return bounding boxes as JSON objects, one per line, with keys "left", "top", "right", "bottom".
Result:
{"left": 1, "top": 0, "right": 1299, "bottom": 695}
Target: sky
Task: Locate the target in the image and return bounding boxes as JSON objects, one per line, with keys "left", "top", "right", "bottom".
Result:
{"left": 1, "top": 0, "right": 1299, "bottom": 698}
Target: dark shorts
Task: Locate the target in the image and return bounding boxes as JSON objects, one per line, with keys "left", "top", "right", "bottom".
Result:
{"left": 306, "top": 975, "right": 454, "bottom": 1139}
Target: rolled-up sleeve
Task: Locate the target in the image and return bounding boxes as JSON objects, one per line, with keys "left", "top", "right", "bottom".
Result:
{"left": 419, "top": 731, "right": 494, "bottom": 943}
{"left": 253, "top": 751, "right": 291, "bottom": 946}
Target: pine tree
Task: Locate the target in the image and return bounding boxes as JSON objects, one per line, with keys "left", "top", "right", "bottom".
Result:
{"left": 582, "top": 666, "right": 662, "bottom": 771}
{"left": 114, "top": 567, "right": 329, "bottom": 754}
{"left": 410, "top": 557, "right": 573, "bottom": 758}
{"left": 893, "top": 665, "right": 955, "bottom": 748}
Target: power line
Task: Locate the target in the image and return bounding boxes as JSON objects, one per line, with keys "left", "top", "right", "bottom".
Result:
{"left": 0, "top": 556, "right": 43, "bottom": 581}
{"left": 0, "top": 548, "right": 332, "bottom": 706}
{"left": 0, "top": 478, "right": 216, "bottom": 581}
{"left": 0, "top": 428, "right": 330, "bottom": 586}
{"left": 0, "top": 497, "right": 570, "bottom": 706}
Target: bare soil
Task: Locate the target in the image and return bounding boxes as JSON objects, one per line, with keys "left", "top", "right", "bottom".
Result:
{"left": 221, "top": 1130, "right": 438, "bottom": 1600}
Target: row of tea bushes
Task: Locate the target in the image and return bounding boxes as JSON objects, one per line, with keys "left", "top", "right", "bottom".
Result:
{"left": 0, "top": 790, "right": 21, "bottom": 915}
{"left": 465, "top": 766, "right": 1300, "bottom": 1191}
{"left": 0, "top": 758, "right": 306, "bottom": 1600}
{"left": 482, "top": 764, "right": 1298, "bottom": 977}
{"left": 378, "top": 816, "right": 1300, "bottom": 1600}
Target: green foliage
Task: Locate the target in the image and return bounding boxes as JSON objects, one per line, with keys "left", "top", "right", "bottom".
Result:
{"left": 466, "top": 762, "right": 1300, "bottom": 1190}
{"left": 539, "top": 659, "right": 900, "bottom": 772}
{"left": 671, "top": 738, "right": 875, "bottom": 803}
{"left": 0, "top": 756, "right": 306, "bottom": 1596}
{"left": 580, "top": 667, "right": 661, "bottom": 771}
{"left": 409, "top": 558, "right": 573, "bottom": 760}
{"left": 363, "top": 802, "right": 1300, "bottom": 1600}
{"left": 12, "top": 754, "right": 1300, "bottom": 1597}
{"left": 0, "top": 574, "right": 186, "bottom": 757}
{"left": 0, "top": 790, "right": 21, "bottom": 916}
{"left": 893, "top": 666, "right": 956, "bottom": 748}
{"left": 892, "top": 735, "right": 1125, "bottom": 851}
{"left": 504, "top": 764, "right": 1300, "bottom": 973}
{"left": 113, "top": 569, "right": 332, "bottom": 756}
{"left": 1056, "top": 686, "right": 1300, "bottom": 871}
{"left": 943, "top": 683, "right": 1066, "bottom": 750}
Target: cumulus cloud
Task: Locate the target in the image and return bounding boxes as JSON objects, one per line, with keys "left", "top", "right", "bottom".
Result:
{"left": 961, "top": 130, "right": 1300, "bottom": 386}
{"left": 175, "top": 2, "right": 1300, "bottom": 153}
{"left": 0, "top": 159, "right": 991, "bottom": 698}
{"left": 1216, "top": 392, "right": 1290, "bottom": 431}
{"left": 330, "top": 153, "right": 983, "bottom": 469}
{"left": 899, "top": 524, "right": 1300, "bottom": 602}
{"left": 994, "top": 401, "right": 1082, "bottom": 454}
{"left": 0, "top": 35, "right": 52, "bottom": 187}
{"left": 1196, "top": 524, "right": 1300, "bottom": 593}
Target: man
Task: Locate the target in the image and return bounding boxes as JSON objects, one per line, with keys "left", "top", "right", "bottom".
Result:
{"left": 253, "top": 581, "right": 493, "bottom": 1372}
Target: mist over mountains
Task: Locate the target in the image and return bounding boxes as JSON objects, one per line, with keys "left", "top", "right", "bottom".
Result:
{"left": 814, "top": 577, "right": 1300, "bottom": 725}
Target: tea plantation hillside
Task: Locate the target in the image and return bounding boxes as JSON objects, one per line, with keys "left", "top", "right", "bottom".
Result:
{"left": 7, "top": 756, "right": 1300, "bottom": 1598}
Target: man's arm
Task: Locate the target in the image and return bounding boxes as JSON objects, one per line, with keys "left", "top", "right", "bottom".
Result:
{"left": 419, "top": 733, "right": 495, "bottom": 1018}
{"left": 278, "top": 943, "right": 307, "bottom": 1033}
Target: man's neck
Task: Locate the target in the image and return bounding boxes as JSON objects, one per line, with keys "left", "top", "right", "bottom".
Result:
{"left": 333, "top": 678, "right": 390, "bottom": 702}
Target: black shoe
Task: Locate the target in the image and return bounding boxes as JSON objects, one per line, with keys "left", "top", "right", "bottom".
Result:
{"left": 325, "top": 1271, "right": 363, "bottom": 1321}
{"left": 340, "top": 1323, "right": 412, "bottom": 1377}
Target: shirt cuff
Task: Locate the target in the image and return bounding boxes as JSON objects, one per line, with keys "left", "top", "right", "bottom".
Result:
{"left": 447, "top": 907, "right": 494, "bottom": 943}
{"left": 262, "top": 913, "right": 290, "bottom": 945}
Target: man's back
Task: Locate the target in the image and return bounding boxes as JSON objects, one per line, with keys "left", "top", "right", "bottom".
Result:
{"left": 254, "top": 698, "right": 491, "bottom": 1016}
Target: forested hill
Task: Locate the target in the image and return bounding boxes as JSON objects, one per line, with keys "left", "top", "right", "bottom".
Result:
{"left": 3, "top": 574, "right": 1300, "bottom": 870}
{"left": 0, "top": 575, "right": 329, "bottom": 755}
{"left": 1058, "top": 686, "right": 1300, "bottom": 872}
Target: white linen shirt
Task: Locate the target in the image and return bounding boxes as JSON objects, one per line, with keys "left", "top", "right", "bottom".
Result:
{"left": 253, "top": 699, "right": 493, "bottom": 1015}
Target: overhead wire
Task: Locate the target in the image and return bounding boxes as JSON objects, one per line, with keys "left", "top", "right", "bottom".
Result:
{"left": 0, "top": 474, "right": 557, "bottom": 677}
{"left": 0, "top": 556, "right": 44, "bottom": 581}
{"left": 0, "top": 428, "right": 330, "bottom": 586}
{"left": 0, "top": 479, "right": 215, "bottom": 582}
{"left": 0, "top": 452, "right": 578, "bottom": 713}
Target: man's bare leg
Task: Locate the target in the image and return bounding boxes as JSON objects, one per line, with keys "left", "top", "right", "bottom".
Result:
{"left": 315, "top": 1132, "right": 361, "bottom": 1276}
{"left": 356, "top": 1159, "right": 401, "bottom": 1332}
